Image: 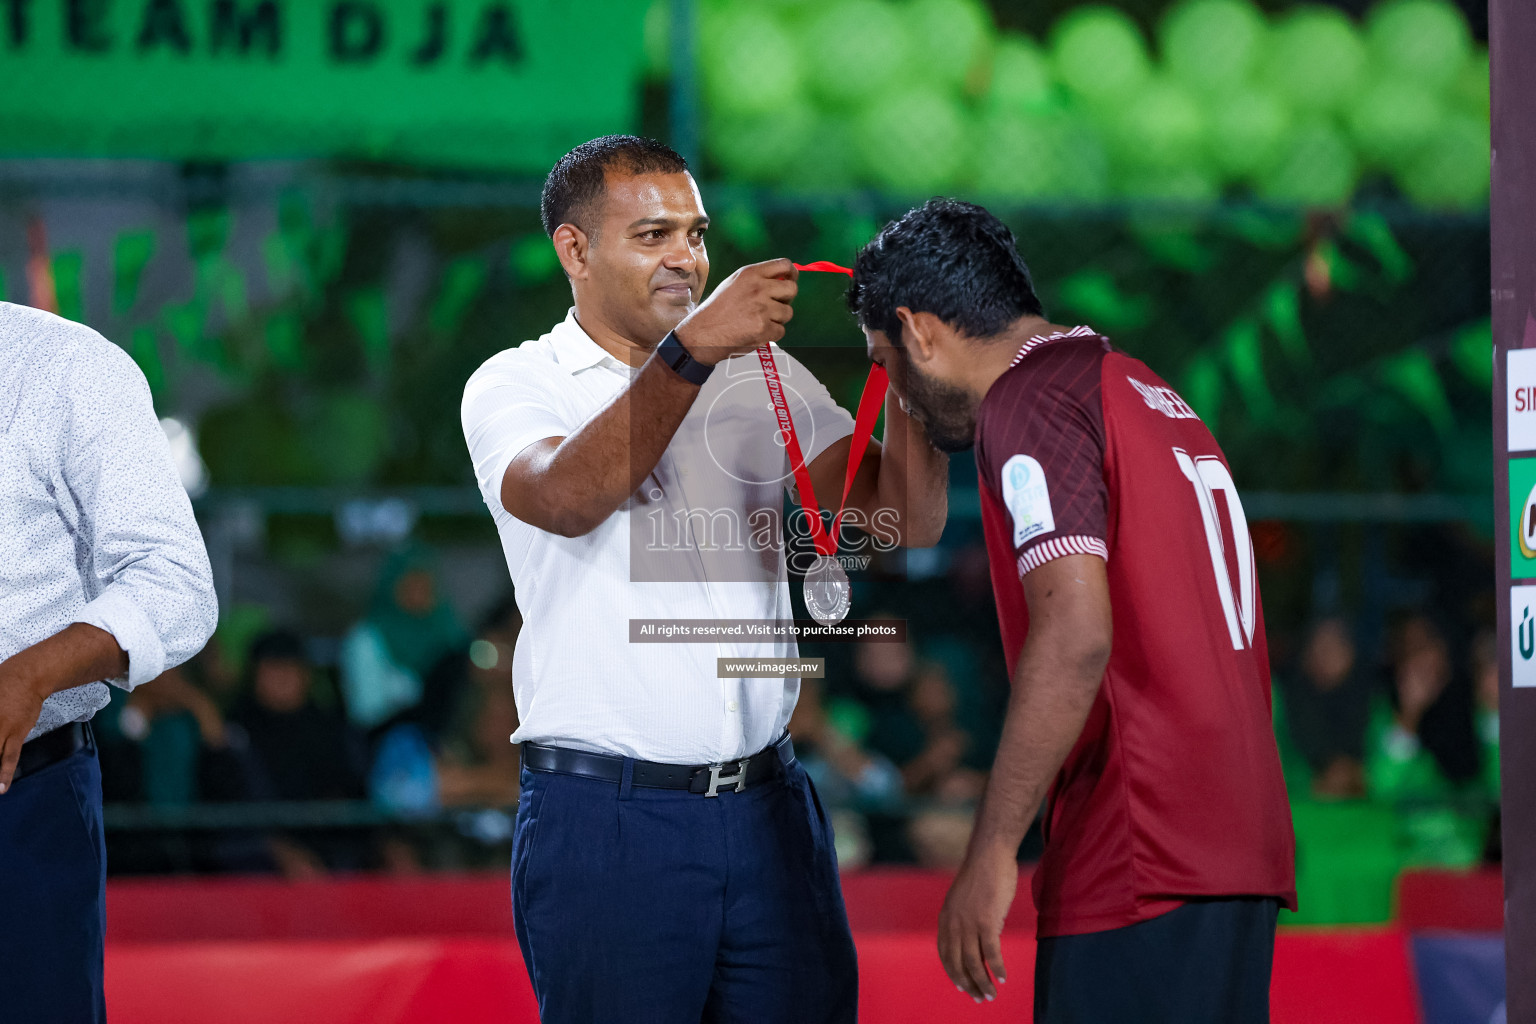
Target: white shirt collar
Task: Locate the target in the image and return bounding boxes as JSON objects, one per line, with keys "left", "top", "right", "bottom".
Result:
{"left": 551, "top": 309, "right": 632, "bottom": 375}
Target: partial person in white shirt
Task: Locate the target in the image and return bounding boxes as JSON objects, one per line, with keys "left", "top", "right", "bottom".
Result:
{"left": 461, "top": 135, "right": 948, "bottom": 1024}
{"left": 0, "top": 302, "right": 218, "bottom": 1024}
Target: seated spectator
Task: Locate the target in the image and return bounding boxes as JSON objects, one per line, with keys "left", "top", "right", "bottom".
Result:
{"left": 1367, "top": 614, "right": 1466, "bottom": 801}
{"left": 851, "top": 630, "right": 924, "bottom": 765}
{"left": 901, "top": 660, "right": 987, "bottom": 804}
{"left": 1367, "top": 613, "right": 1483, "bottom": 868}
{"left": 1471, "top": 628, "right": 1500, "bottom": 802}
{"left": 116, "top": 664, "right": 228, "bottom": 807}
{"left": 437, "top": 684, "right": 520, "bottom": 808}
{"left": 437, "top": 596, "right": 525, "bottom": 808}
{"left": 788, "top": 677, "right": 903, "bottom": 869}
{"left": 789, "top": 677, "right": 904, "bottom": 812}
{"left": 906, "top": 808, "right": 976, "bottom": 871}
{"left": 1279, "top": 617, "right": 1371, "bottom": 800}
{"left": 339, "top": 545, "right": 469, "bottom": 739}
{"left": 849, "top": 633, "right": 985, "bottom": 802}
{"left": 219, "top": 631, "right": 370, "bottom": 877}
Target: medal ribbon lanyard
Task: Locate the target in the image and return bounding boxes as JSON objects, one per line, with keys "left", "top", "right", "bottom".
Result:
{"left": 755, "top": 261, "right": 889, "bottom": 560}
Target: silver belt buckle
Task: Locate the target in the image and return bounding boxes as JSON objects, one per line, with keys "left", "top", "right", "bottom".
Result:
{"left": 704, "top": 757, "right": 750, "bottom": 797}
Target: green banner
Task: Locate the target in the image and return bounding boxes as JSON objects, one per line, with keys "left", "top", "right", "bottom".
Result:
{"left": 0, "top": 0, "right": 647, "bottom": 172}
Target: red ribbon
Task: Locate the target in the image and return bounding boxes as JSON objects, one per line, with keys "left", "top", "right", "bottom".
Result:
{"left": 757, "top": 260, "right": 886, "bottom": 559}
{"left": 793, "top": 260, "right": 854, "bottom": 276}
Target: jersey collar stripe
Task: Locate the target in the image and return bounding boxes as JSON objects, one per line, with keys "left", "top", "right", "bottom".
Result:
{"left": 1010, "top": 325, "right": 1097, "bottom": 368}
{"left": 1017, "top": 534, "right": 1109, "bottom": 578}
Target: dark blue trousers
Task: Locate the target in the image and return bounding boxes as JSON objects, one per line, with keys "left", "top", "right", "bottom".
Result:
{"left": 0, "top": 739, "right": 107, "bottom": 1024}
{"left": 511, "top": 757, "right": 859, "bottom": 1024}
{"left": 1034, "top": 897, "right": 1280, "bottom": 1024}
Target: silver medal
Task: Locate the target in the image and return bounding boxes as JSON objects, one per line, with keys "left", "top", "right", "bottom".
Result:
{"left": 803, "top": 553, "right": 852, "bottom": 626}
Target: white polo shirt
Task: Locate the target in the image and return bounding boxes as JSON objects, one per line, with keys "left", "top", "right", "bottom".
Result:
{"left": 462, "top": 310, "right": 855, "bottom": 763}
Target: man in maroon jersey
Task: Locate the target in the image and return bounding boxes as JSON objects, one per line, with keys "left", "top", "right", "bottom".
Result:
{"left": 847, "top": 199, "right": 1296, "bottom": 1022}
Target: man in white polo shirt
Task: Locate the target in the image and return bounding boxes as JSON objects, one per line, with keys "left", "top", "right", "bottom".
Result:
{"left": 461, "top": 136, "right": 948, "bottom": 1023}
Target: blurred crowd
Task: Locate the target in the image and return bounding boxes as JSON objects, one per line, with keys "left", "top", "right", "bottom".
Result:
{"left": 98, "top": 546, "right": 523, "bottom": 877}
{"left": 97, "top": 538, "right": 1501, "bottom": 898}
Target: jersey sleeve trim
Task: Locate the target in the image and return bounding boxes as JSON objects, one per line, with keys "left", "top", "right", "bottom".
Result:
{"left": 1018, "top": 535, "right": 1109, "bottom": 577}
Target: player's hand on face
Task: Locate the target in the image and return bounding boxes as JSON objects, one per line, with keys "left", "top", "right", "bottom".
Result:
{"left": 673, "top": 258, "right": 798, "bottom": 366}
{"left": 938, "top": 846, "right": 1017, "bottom": 1003}
{"left": 0, "top": 660, "right": 49, "bottom": 794}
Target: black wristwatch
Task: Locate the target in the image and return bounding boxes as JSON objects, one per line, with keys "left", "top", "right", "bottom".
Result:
{"left": 656, "top": 330, "right": 714, "bottom": 386}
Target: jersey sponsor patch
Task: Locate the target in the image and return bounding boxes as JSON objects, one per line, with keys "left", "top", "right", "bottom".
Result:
{"left": 1001, "top": 454, "right": 1055, "bottom": 547}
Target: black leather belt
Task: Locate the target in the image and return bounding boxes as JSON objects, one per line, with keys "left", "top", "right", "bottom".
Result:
{"left": 522, "top": 733, "right": 795, "bottom": 797}
{"left": 15, "top": 721, "right": 91, "bottom": 783}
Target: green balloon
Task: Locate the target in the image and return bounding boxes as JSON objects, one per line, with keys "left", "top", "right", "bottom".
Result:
{"left": 1110, "top": 79, "right": 1206, "bottom": 171}
{"left": 1345, "top": 76, "right": 1445, "bottom": 169}
{"left": 803, "top": 0, "right": 914, "bottom": 109}
{"left": 1451, "top": 49, "right": 1490, "bottom": 120}
{"left": 1050, "top": 6, "right": 1152, "bottom": 104}
{"left": 786, "top": 115, "right": 864, "bottom": 191}
{"left": 1259, "top": 6, "right": 1367, "bottom": 114}
{"left": 1203, "top": 86, "right": 1293, "bottom": 179}
{"left": 1255, "top": 119, "right": 1358, "bottom": 206}
{"left": 707, "top": 105, "right": 815, "bottom": 185}
{"left": 985, "top": 35, "right": 1057, "bottom": 115}
{"left": 971, "top": 110, "right": 1109, "bottom": 201}
{"left": 854, "top": 87, "right": 970, "bottom": 194}
{"left": 1160, "top": 0, "right": 1269, "bottom": 96}
{"left": 643, "top": 0, "right": 669, "bottom": 79}
{"left": 1366, "top": 0, "right": 1472, "bottom": 92}
{"left": 1396, "top": 113, "right": 1488, "bottom": 209}
{"left": 699, "top": 7, "right": 803, "bottom": 117}
{"left": 907, "top": 0, "right": 995, "bottom": 94}
{"left": 1118, "top": 165, "right": 1220, "bottom": 202}
{"left": 1123, "top": 168, "right": 1222, "bottom": 264}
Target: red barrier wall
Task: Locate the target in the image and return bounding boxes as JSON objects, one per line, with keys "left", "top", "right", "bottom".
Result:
{"left": 105, "top": 931, "right": 1418, "bottom": 1024}
{"left": 102, "top": 869, "right": 1436, "bottom": 1023}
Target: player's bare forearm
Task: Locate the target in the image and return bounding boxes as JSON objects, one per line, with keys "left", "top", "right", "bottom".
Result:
{"left": 939, "top": 647, "right": 1099, "bottom": 1004}
{"left": 938, "top": 556, "right": 1111, "bottom": 1001}
{"left": 0, "top": 623, "right": 129, "bottom": 791}
{"left": 502, "top": 358, "right": 701, "bottom": 537}
{"left": 966, "top": 645, "right": 1102, "bottom": 860}
{"left": 967, "top": 555, "right": 1111, "bottom": 861}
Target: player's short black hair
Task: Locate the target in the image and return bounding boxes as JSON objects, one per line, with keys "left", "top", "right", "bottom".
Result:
{"left": 846, "top": 198, "right": 1045, "bottom": 345}
{"left": 540, "top": 135, "right": 690, "bottom": 238}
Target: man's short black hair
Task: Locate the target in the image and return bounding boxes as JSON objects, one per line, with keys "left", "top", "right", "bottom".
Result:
{"left": 540, "top": 134, "right": 690, "bottom": 238}
{"left": 248, "top": 629, "right": 308, "bottom": 668}
{"left": 847, "top": 198, "right": 1045, "bottom": 345}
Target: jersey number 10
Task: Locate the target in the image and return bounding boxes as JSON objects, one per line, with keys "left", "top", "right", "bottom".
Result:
{"left": 1174, "top": 448, "right": 1257, "bottom": 651}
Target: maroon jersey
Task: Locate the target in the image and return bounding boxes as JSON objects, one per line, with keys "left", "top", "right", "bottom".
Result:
{"left": 974, "top": 327, "right": 1297, "bottom": 938}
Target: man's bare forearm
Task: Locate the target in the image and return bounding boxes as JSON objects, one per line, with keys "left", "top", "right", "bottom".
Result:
{"left": 0, "top": 622, "right": 130, "bottom": 788}
{"left": 965, "top": 624, "right": 1107, "bottom": 862}
{"left": 520, "top": 355, "right": 704, "bottom": 536}
{"left": 873, "top": 392, "right": 949, "bottom": 547}
{"left": 504, "top": 259, "right": 801, "bottom": 537}
{"left": 4, "top": 623, "right": 129, "bottom": 701}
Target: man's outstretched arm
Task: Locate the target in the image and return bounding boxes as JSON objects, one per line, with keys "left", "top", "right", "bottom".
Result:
{"left": 809, "top": 391, "right": 949, "bottom": 549}
{"left": 937, "top": 553, "right": 1112, "bottom": 1002}
{"left": 498, "top": 260, "right": 799, "bottom": 538}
